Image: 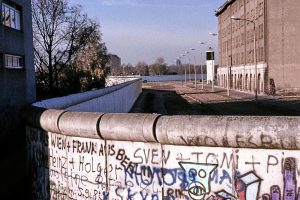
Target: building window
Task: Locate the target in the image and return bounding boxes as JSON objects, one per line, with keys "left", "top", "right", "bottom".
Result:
{"left": 1, "top": 2, "right": 21, "bottom": 30}
{"left": 4, "top": 54, "right": 23, "bottom": 68}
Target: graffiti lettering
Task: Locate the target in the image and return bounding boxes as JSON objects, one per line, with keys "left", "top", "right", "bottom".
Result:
{"left": 72, "top": 140, "right": 97, "bottom": 155}
{"left": 133, "top": 148, "right": 161, "bottom": 164}
{"left": 78, "top": 155, "right": 100, "bottom": 173}
{"left": 244, "top": 156, "right": 261, "bottom": 172}
{"left": 27, "top": 128, "right": 300, "bottom": 200}
{"left": 180, "top": 136, "right": 218, "bottom": 146}
{"left": 165, "top": 188, "right": 189, "bottom": 200}
{"left": 220, "top": 152, "right": 235, "bottom": 169}
{"left": 51, "top": 134, "right": 67, "bottom": 150}
{"left": 267, "top": 155, "right": 278, "bottom": 173}
{"left": 49, "top": 150, "right": 67, "bottom": 169}
{"left": 211, "top": 169, "right": 232, "bottom": 185}
{"left": 98, "top": 144, "right": 115, "bottom": 156}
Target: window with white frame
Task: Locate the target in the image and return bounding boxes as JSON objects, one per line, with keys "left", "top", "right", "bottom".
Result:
{"left": 2, "top": 2, "right": 21, "bottom": 30}
{"left": 4, "top": 54, "right": 23, "bottom": 68}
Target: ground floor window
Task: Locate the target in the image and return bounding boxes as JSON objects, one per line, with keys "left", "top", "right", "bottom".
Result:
{"left": 4, "top": 54, "right": 23, "bottom": 68}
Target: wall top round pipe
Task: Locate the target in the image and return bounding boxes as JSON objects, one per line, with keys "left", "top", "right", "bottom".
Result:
{"left": 24, "top": 106, "right": 300, "bottom": 150}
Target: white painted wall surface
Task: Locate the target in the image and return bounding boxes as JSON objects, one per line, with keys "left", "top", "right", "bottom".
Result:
{"left": 141, "top": 74, "right": 206, "bottom": 82}
{"left": 27, "top": 127, "right": 300, "bottom": 200}
{"left": 32, "top": 79, "right": 142, "bottom": 113}
{"left": 106, "top": 76, "right": 140, "bottom": 86}
{"left": 67, "top": 79, "right": 141, "bottom": 113}
{"left": 107, "top": 74, "right": 207, "bottom": 84}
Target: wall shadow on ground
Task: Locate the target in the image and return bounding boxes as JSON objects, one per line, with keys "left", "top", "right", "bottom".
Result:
{"left": 131, "top": 88, "right": 300, "bottom": 116}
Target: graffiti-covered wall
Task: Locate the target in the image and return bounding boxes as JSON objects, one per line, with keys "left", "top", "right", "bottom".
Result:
{"left": 27, "top": 125, "right": 300, "bottom": 200}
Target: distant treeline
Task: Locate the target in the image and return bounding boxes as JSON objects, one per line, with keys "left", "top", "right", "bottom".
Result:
{"left": 110, "top": 57, "right": 212, "bottom": 76}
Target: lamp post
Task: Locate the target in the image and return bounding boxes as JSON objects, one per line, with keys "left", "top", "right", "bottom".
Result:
{"left": 177, "top": 56, "right": 183, "bottom": 84}
{"left": 185, "top": 51, "right": 191, "bottom": 83}
{"left": 181, "top": 53, "right": 187, "bottom": 85}
{"left": 190, "top": 48, "right": 197, "bottom": 89}
{"left": 197, "top": 41, "right": 206, "bottom": 89}
{"left": 231, "top": 16, "right": 257, "bottom": 102}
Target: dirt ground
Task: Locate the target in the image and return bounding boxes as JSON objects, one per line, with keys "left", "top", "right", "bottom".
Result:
{"left": 130, "top": 81, "right": 300, "bottom": 116}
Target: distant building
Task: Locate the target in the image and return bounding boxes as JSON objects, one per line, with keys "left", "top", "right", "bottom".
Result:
{"left": 215, "top": 0, "right": 300, "bottom": 94}
{"left": 106, "top": 54, "right": 121, "bottom": 75}
{"left": 0, "top": 0, "right": 35, "bottom": 109}
{"left": 107, "top": 54, "right": 121, "bottom": 68}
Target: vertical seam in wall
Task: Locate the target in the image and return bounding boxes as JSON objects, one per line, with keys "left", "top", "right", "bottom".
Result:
{"left": 232, "top": 147, "right": 237, "bottom": 197}
{"left": 56, "top": 110, "right": 68, "bottom": 133}
{"left": 104, "top": 139, "right": 109, "bottom": 196}
{"left": 97, "top": 113, "right": 106, "bottom": 140}
{"left": 161, "top": 143, "right": 165, "bottom": 199}
{"left": 223, "top": 117, "right": 231, "bottom": 147}
{"left": 152, "top": 115, "right": 163, "bottom": 143}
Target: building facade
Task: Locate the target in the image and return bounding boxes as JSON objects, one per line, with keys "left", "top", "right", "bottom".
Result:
{"left": 107, "top": 54, "right": 122, "bottom": 75}
{"left": 107, "top": 54, "right": 121, "bottom": 68}
{"left": 0, "top": 0, "right": 35, "bottom": 198}
{"left": 216, "top": 0, "right": 300, "bottom": 94}
{"left": 0, "top": 0, "right": 35, "bottom": 109}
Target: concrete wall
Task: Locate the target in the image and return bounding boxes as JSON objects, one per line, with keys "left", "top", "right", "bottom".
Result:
{"left": 33, "top": 78, "right": 142, "bottom": 113}
{"left": 25, "top": 109, "right": 300, "bottom": 200}
{"left": 106, "top": 76, "right": 140, "bottom": 86}
{"left": 107, "top": 74, "right": 207, "bottom": 85}
{"left": 141, "top": 74, "right": 206, "bottom": 83}
{"left": 267, "top": 0, "right": 300, "bottom": 90}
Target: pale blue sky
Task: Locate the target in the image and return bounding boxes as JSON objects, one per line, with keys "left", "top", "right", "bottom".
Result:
{"left": 71, "top": 0, "right": 225, "bottom": 65}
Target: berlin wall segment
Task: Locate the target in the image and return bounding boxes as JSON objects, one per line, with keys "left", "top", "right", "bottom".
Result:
{"left": 27, "top": 126, "right": 300, "bottom": 200}
{"left": 156, "top": 115, "right": 300, "bottom": 150}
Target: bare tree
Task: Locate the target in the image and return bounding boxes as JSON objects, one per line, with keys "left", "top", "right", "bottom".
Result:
{"left": 149, "top": 57, "right": 167, "bottom": 75}
{"left": 135, "top": 61, "right": 149, "bottom": 76}
{"left": 121, "top": 63, "right": 137, "bottom": 75}
{"left": 33, "top": 0, "right": 103, "bottom": 95}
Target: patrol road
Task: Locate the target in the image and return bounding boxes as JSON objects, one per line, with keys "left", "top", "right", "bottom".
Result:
{"left": 131, "top": 81, "right": 300, "bottom": 116}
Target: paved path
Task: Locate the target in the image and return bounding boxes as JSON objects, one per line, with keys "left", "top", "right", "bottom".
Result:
{"left": 131, "top": 81, "right": 300, "bottom": 116}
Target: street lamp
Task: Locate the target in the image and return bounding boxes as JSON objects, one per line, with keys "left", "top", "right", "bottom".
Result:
{"left": 177, "top": 56, "right": 182, "bottom": 84}
{"left": 190, "top": 48, "right": 197, "bottom": 89}
{"left": 197, "top": 41, "right": 206, "bottom": 89}
{"left": 185, "top": 51, "right": 191, "bottom": 83}
{"left": 181, "top": 53, "right": 187, "bottom": 85}
{"left": 231, "top": 16, "right": 258, "bottom": 102}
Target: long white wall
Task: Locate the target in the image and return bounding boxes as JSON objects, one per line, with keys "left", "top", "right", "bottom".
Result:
{"left": 33, "top": 78, "right": 142, "bottom": 113}
{"left": 107, "top": 74, "right": 207, "bottom": 85}
{"left": 141, "top": 74, "right": 206, "bottom": 82}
